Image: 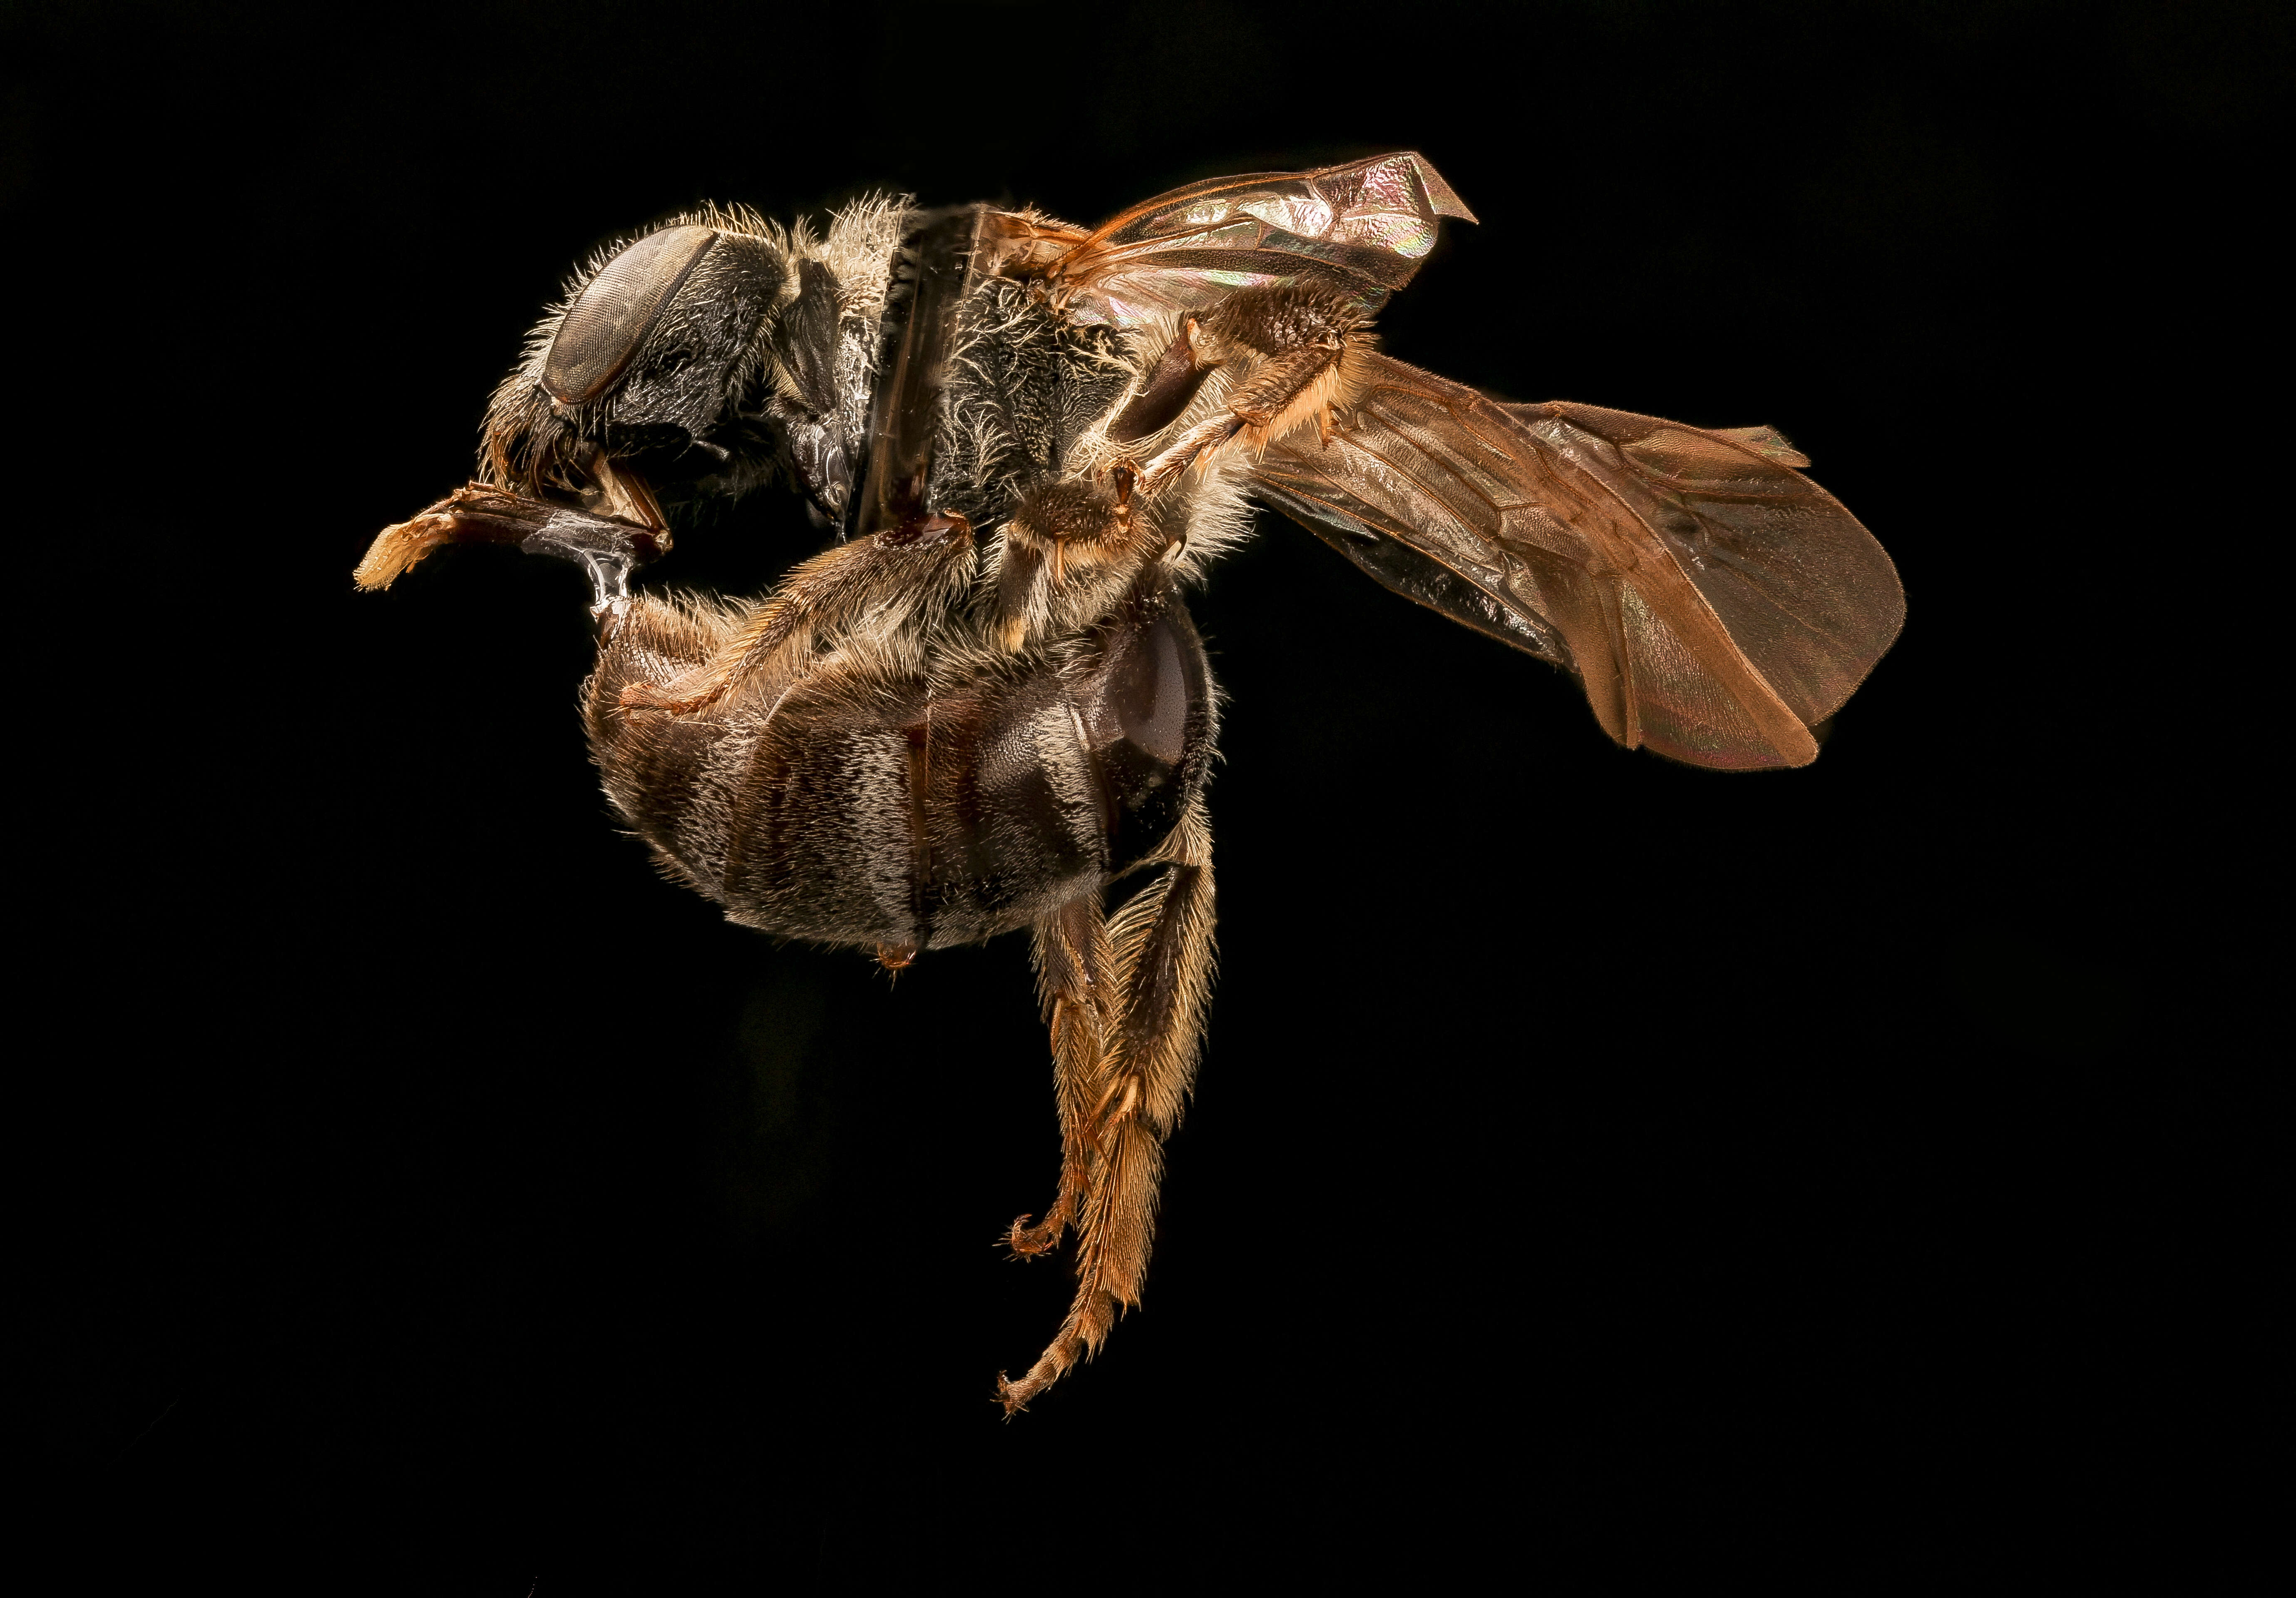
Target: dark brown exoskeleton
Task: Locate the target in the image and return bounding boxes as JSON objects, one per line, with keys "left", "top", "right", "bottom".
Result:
{"left": 356, "top": 155, "right": 1906, "bottom": 1411}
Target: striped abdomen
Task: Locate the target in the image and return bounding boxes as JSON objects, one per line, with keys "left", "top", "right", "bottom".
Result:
{"left": 584, "top": 581, "right": 1213, "bottom": 952}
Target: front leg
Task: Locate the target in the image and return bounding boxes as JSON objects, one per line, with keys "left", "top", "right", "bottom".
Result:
{"left": 998, "top": 797, "right": 1216, "bottom": 1414}
{"left": 620, "top": 511, "right": 976, "bottom": 716}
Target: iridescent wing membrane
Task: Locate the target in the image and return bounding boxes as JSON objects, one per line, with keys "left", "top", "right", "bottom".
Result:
{"left": 1250, "top": 355, "right": 1905, "bottom": 769}
{"left": 1040, "top": 152, "right": 1477, "bottom": 327}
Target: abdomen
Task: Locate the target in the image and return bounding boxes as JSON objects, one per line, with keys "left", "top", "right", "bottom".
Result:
{"left": 583, "top": 581, "right": 1213, "bottom": 951}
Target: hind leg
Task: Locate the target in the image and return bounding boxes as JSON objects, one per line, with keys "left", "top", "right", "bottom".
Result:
{"left": 998, "top": 799, "right": 1215, "bottom": 1412}
{"left": 1008, "top": 892, "right": 1116, "bottom": 1259}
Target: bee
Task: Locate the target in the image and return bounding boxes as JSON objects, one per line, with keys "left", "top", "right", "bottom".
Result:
{"left": 355, "top": 154, "right": 1904, "bottom": 1412}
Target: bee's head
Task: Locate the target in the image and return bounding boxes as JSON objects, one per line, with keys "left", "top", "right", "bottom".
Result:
{"left": 479, "top": 212, "right": 791, "bottom": 521}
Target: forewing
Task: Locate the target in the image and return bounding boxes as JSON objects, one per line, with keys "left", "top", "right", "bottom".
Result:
{"left": 1046, "top": 153, "right": 1477, "bottom": 329}
{"left": 1252, "top": 356, "right": 1903, "bottom": 769}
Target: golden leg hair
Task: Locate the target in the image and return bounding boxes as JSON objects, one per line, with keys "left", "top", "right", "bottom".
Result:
{"left": 1008, "top": 893, "right": 1115, "bottom": 1258}
{"left": 1138, "top": 342, "right": 1343, "bottom": 496}
{"left": 998, "top": 800, "right": 1216, "bottom": 1413}
{"left": 1133, "top": 280, "right": 1376, "bottom": 496}
{"left": 620, "top": 513, "right": 974, "bottom": 716}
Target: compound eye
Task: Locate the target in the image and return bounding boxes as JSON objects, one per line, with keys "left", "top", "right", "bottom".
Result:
{"left": 543, "top": 224, "right": 720, "bottom": 405}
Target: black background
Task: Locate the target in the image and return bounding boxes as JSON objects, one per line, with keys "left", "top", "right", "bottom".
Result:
{"left": 17, "top": 1, "right": 2279, "bottom": 1589}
